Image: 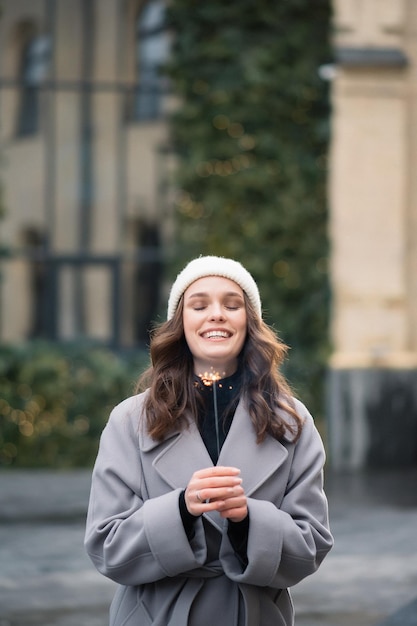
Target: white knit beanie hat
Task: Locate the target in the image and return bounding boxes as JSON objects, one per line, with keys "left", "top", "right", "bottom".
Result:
{"left": 167, "top": 256, "right": 262, "bottom": 320}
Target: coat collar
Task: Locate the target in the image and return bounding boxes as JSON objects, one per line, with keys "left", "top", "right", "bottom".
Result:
{"left": 139, "top": 399, "right": 289, "bottom": 530}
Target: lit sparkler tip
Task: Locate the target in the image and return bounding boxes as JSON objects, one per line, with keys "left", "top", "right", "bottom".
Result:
{"left": 197, "top": 368, "right": 225, "bottom": 386}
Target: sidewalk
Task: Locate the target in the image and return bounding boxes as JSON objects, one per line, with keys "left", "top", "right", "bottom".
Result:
{"left": 292, "top": 469, "right": 417, "bottom": 625}
{"left": 0, "top": 467, "right": 416, "bottom": 626}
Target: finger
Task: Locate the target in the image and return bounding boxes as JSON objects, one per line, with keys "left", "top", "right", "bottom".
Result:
{"left": 192, "top": 483, "right": 242, "bottom": 505}
{"left": 203, "top": 477, "right": 242, "bottom": 492}
{"left": 220, "top": 505, "right": 248, "bottom": 523}
{"left": 205, "top": 485, "right": 244, "bottom": 503}
{"left": 184, "top": 487, "right": 211, "bottom": 516}
{"left": 187, "top": 478, "right": 242, "bottom": 503}
{"left": 218, "top": 491, "right": 246, "bottom": 508}
{"left": 218, "top": 493, "right": 248, "bottom": 520}
{"left": 193, "top": 466, "right": 241, "bottom": 479}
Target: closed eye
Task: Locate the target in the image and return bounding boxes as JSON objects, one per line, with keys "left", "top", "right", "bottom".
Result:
{"left": 224, "top": 298, "right": 244, "bottom": 310}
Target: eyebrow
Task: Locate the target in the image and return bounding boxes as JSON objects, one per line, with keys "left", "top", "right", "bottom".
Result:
{"left": 186, "top": 291, "right": 244, "bottom": 299}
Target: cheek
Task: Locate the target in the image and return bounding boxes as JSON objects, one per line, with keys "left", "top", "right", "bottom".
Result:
{"left": 235, "top": 319, "right": 247, "bottom": 346}
{"left": 182, "top": 310, "right": 193, "bottom": 332}
{"left": 183, "top": 312, "right": 198, "bottom": 343}
{"left": 237, "top": 332, "right": 247, "bottom": 350}
{"left": 237, "top": 314, "right": 248, "bottom": 335}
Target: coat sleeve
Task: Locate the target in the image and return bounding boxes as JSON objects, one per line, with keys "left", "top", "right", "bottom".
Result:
{"left": 220, "top": 405, "right": 334, "bottom": 588}
{"left": 84, "top": 397, "right": 207, "bottom": 586}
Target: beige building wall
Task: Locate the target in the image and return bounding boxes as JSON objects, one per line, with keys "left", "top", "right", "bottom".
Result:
{"left": 328, "top": 0, "right": 417, "bottom": 468}
{"left": 0, "top": 0, "right": 170, "bottom": 344}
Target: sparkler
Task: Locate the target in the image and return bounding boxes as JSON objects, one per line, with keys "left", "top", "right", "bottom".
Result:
{"left": 198, "top": 369, "right": 224, "bottom": 459}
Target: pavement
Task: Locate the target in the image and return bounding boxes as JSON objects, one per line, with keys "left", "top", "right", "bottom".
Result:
{"left": 0, "top": 467, "right": 416, "bottom": 626}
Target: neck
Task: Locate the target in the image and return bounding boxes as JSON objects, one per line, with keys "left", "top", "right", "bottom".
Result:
{"left": 193, "top": 360, "right": 238, "bottom": 380}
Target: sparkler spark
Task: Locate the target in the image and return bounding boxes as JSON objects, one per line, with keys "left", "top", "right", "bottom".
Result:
{"left": 198, "top": 369, "right": 223, "bottom": 386}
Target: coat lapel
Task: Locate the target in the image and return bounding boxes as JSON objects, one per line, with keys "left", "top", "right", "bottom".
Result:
{"left": 141, "top": 399, "right": 290, "bottom": 531}
{"left": 142, "top": 418, "right": 213, "bottom": 491}
{"left": 218, "top": 399, "right": 289, "bottom": 497}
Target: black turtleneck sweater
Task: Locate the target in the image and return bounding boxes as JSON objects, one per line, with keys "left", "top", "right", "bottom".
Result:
{"left": 179, "top": 369, "right": 249, "bottom": 568}
{"left": 195, "top": 368, "right": 242, "bottom": 463}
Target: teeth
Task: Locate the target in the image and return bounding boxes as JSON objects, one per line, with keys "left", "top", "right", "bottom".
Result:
{"left": 204, "top": 330, "right": 230, "bottom": 339}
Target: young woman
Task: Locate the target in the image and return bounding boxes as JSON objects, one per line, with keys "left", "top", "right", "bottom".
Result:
{"left": 85, "top": 256, "right": 333, "bottom": 626}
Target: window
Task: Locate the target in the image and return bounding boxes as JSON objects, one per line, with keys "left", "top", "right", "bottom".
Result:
{"left": 131, "top": 0, "right": 169, "bottom": 121}
{"left": 16, "top": 34, "right": 52, "bottom": 136}
{"left": 132, "top": 218, "right": 162, "bottom": 343}
{"left": 23, "top": 227, "right": 48, "bottom": 338}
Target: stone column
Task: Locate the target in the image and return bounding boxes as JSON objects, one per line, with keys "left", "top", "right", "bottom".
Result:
{"left": 328, "top": 0, "right": 417, "bottom": 469}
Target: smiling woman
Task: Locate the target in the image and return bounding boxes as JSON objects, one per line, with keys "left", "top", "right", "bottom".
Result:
{"left": 85, "top": 255, "right": 333, "bottom": 626}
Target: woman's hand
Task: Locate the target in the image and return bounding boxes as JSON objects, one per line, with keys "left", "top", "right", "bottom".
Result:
{"left": 185, "top": 466, "right": 248, "bottom": 523}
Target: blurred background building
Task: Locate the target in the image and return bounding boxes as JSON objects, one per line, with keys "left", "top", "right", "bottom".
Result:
{"left": 0, "top": 0, "right": 173, "bottom": 348}
{"left": 328, "top": 0, "right": 417, "bottom": 469}
{"left": 1, "top": 0, "right": 416, "bottom": 470}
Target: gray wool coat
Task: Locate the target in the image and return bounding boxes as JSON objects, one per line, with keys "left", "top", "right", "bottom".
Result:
{"left": 84, "top": 391, "right": 333, "bottom": 626}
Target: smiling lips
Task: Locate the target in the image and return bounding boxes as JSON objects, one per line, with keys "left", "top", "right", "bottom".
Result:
{"left": 201, "top": 330, "right": 232, "bottom": 339}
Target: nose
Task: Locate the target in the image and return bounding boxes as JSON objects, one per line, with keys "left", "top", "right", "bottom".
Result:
{"left": 208, "top": 303, "right": 225, "bottom": 321}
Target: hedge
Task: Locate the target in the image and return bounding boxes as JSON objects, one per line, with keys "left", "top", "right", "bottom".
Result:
{"left": 0, "top": 341, "right": 148, "bottom": 468}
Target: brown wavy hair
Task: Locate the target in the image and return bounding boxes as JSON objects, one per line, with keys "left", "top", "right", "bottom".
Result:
{"left": 136, "top": 295, "right": 303, "bottom": 443}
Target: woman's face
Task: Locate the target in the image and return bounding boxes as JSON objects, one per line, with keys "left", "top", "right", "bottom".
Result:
{"left": 182, "top": 276, "right": 247, "bottom": 377}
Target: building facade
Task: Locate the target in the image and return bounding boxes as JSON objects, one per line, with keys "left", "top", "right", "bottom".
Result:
{"left": 0, "top": 0, "right": 174, "bottom": 348}
{"left": 328, "top": 0, "right": 417, "bottom": 468}
{"left": 1, "top": 0, "right": 416, "bottom": 469}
